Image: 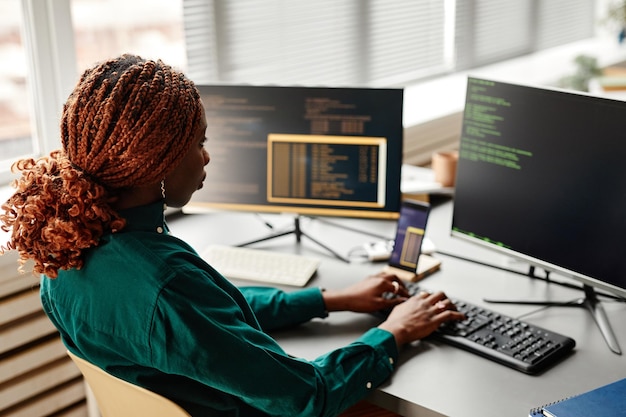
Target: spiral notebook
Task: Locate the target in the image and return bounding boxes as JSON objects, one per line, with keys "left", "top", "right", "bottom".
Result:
{"left": 528, "top": 377, "right": 626, "bottom": 417}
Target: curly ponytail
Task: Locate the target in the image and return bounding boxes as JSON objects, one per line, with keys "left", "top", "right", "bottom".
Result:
{"left": 0, "top": 54, "right": 202, "bottom": 278}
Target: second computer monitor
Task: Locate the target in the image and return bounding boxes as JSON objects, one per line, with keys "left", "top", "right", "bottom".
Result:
{"left": 189, "top": 84, "right": 404, "bottom": 219}
{"left": 452, "top": 76, "right": 626, "bottom": 299}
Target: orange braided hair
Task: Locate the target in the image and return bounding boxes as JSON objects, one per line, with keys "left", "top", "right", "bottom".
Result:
{"left": 0, "top": 54, "right": 202, "bottom": 278}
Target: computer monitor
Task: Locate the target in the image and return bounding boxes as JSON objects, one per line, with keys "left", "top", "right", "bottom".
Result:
{"left": 188, "top": 84, "right": 403, "bottom": 219}
{"left": 452, "top": 76, "right": 626, "bottom": 354}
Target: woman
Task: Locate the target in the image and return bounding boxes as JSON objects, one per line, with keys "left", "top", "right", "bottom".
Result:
{"left": 0, "top": 54, "right": 463, "bottom": 416}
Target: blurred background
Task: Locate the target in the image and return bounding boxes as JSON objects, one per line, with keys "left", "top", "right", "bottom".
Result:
{"left": 1, "top": 0, "right": 624, "bottom": 183}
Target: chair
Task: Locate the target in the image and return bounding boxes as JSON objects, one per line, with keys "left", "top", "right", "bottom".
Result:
{"left": 67, "top": 350, "right": 191, "bottom": 417}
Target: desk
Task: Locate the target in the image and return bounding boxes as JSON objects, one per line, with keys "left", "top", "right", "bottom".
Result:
{"left": 170, "top": 199, "right": 626, "bottom": 417}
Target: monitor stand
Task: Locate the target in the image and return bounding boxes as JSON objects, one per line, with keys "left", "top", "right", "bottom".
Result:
{"left": 236, "top": 215, "right": 350, "bottom": 263}
{"left": 485, "top": 281, "right": 622, "bottom": 355}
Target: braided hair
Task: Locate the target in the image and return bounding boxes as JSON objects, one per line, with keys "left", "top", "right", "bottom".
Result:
{"left": 0, "top": 54, "right": 202, "bottom": 278}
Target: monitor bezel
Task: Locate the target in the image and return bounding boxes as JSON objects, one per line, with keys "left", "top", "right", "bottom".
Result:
{"left": 451, "top": 229, "right": 626, "bottom": 299}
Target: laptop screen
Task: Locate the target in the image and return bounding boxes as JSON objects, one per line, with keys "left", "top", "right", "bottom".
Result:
{"left": 388, "top": 200, "right": 430, "bottom": 272}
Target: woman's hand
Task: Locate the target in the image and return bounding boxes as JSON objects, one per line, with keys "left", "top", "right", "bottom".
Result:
{"left": 378, "top": 290, "right": 465, "bottom": 347}
{"left": 321, "top": 271, "right": 411, "bottom": 313}
{"left": 322, "top": 274, "right": 465, "bottom": 347}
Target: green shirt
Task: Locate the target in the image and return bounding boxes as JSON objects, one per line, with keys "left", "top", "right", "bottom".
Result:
{"left": 40, "top": 202, "right": 398, "bottom": 417}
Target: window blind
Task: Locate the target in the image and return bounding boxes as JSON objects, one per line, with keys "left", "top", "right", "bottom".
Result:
{"left": 368, "top": 0, "right": 448, "bottom": 86}
{"left": 455, "top": 0, "right": 595, "bottom": 71}
{"left": 183, "top": 0, "right": 597, "bottom": 87}
{"left": 536, "top": 0, "right": 595, "bottom": 50}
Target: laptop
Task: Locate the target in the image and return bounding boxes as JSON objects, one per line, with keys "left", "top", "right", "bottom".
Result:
{"left": 382, "top": 199, "right": 441, "bottom": 282}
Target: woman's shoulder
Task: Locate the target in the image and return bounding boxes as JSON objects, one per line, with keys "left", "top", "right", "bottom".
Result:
{"left": 86, "top": 230, "right": 215, "bottom": 285}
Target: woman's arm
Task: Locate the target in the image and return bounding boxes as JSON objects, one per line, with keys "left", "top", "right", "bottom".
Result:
{"left": 241, "top": 286, "right": 328, "bottom": 330}
{"left": 241, "top": 272, "right": 409, "bottom": 330}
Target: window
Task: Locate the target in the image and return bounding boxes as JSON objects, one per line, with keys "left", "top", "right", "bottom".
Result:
{"left": 0, "top": 0, "right": 186, "bottom": 182}
{"left": 455, "top": 0, "right": 595, "bottom": 70}
{"left": 70, "top": 0, "right": 186, "bottom": 72}
{"left": 0, "top": 1, "right": 35, "bottom": 173}
{"left": 184, "top": 0, "right": 452, "bottom": 86}
{"left": 183, "top": 0, "right": 595, "bottom": 87}
{"left": 0, "top": 0, "right": 603, "bottom": 183}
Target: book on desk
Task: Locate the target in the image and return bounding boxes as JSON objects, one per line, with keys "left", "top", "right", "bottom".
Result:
{"left": 529, "top": 377, "right": 626, "bottom": 417}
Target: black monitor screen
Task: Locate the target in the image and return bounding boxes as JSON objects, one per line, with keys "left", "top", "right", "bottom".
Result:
{"left": 452, "top": 77, "right": 626, "bottom": 298}
{"left": 188, "top": 85, "right": 403, "bottom": 219}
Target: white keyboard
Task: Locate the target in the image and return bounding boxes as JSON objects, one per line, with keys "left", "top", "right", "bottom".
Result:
{"left": 201, "top": 245, "right": 320, "bottom": 287}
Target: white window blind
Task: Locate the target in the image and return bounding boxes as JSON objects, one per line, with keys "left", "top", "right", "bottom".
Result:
{"left": 183, "top": 0, "right": 596, "bottom": 87}
{"left": 220, "top": 1, "right": 359, "bottom": 85}
{"left": 455, "top": 0, "right": 595, "bottom": 71}
{"left": 474, "top": 0, "right": 533, "bottom": 64}
{"left": 183, "top": 0, "right": 218, "bottom": 81}
{"left": 183, "top": 0, "right": 450, "bottom": 86}
{"left": 536, "top": 0, "right": 595, "bottom": 50}
{"left": 368, "top": 0, "right": 448, "bottom": 86}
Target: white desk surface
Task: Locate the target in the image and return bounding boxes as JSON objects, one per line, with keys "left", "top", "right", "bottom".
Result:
{"left": 169, "top": 199, "right": 626, "bottom": 417}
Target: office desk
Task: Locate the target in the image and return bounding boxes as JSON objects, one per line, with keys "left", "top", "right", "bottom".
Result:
{"left": 170, "top": 199, "right": 626, "bottom": 417}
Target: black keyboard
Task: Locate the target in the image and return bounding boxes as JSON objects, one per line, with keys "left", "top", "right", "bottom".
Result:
{"left": 379, "top": 283, "right": 576, "bottom": 374}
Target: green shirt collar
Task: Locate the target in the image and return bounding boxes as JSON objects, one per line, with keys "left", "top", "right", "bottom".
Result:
{"left": 118, "top": 202, "right": 168, "bottom": 234}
